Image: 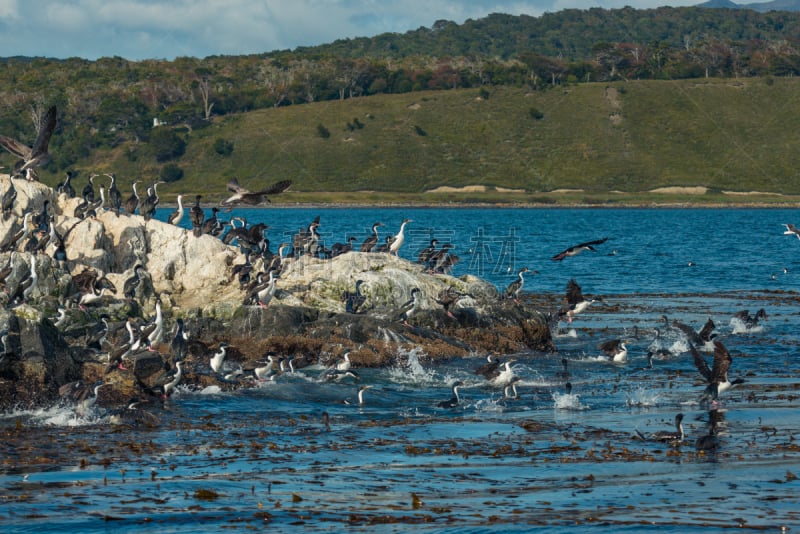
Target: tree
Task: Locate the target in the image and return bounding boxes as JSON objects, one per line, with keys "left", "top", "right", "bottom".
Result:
{"left": 194, "top": 68, "right": 215, "bottom": 120}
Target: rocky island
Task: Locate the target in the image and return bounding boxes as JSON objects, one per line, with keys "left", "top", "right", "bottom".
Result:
{"left": 0, "top": 174, "right": 554, "bottom": 413}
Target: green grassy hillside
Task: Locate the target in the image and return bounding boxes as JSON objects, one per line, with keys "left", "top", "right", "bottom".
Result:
{"left": 63, "top": 77, "right": 800, "bottom": 205}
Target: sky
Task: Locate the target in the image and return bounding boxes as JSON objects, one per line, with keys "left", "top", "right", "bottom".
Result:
{"left": 0, "top": 0, "right": 712, "bottom": 61}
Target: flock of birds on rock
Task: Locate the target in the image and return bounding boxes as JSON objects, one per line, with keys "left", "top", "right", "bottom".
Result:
{"left": 0, "top": 106, "right": 784, "bottom": 445}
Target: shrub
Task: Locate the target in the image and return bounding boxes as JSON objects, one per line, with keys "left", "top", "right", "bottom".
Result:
{"left": 150, "top": 127, "right": 186, "bottom": 162}
{"left": 213, "top": 138, "right": 234, "bottom": 156}
{"left": 317, "top": 123, "right": 330, "bottom": 138}
{"left": 529, "top": 107, "right": 544, "bottom": 120}
{"left": 414, "top": 125, "right": 427, "bottom": 136}
{"left": 160, "top": 163, "right": 184, "bottom": 183}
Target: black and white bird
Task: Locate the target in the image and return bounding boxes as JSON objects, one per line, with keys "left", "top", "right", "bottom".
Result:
{"left": 599, "top": 338, "right": 628, "bottom": 362}
{"left": 732, "top": 308, "right": 767, "bottom": 330}
{"left": 551, "top": 237, "right": 608, "bottom": 261}
{"left": 123, "top": 264, "right": 147, "bottom": 299}
{"left": 398, "top": 287, "right": 421, "bottom": 326}
{"left": 388, "top": 218, "right": 412, "bottom": 256}
{"left": 636, "top": 413, "right": 685, "bottom": 444}
{"left": 360, "top": 222, "right": 383, "bottom": 252}
{"left": 57, "top": 170, "right": 77, "bottom": 198}
{"left": 210, "top": 342, "right": 229, "bottom": 374}
{"left": 558, "top": 279, "right": 598, "bottom": 324}
{"left": 220, "top": 177, "right": 292, "bottom": 207}
{"left": 190, "top": 195, "right": 204, "bottom": 237}
{"left": 782, "top": 223, "right": 800, "bottom": 240}
{"left": 167, "top": 193, "right": 184, "bottom": 226}
{"left": 474, "top": 353, "right": 501, "bottom": 380}
{"left": 695, "top": 409, "right": 723, "bottom": 451}
{"left": 505, "top": 267, "right": 536, "bottom": 303}
{"left": 341, "top": 279, "right": 367, "bottom": 314}
{"left": 673, "top": 317, "right": 717, "bottom": 351}
{"left": 691, "top": 339, "right": 745, "bottom": 404}
{"left": 0, "top": 105, "right": 57, "bottom": 178}
{"left": 437, "top": 380, "right": 464, "bottom": 408}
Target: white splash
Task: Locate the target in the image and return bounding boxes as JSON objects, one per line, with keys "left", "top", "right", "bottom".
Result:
{"left": 552, "top": 391, "right": 588, "bottom": 410}
{"left": 730, "top": 317, "right": 764, "bottom": 335}
{"left": 387, "top": 347, "right": 441, "bottom": 386}
{"left": 626, "top": 386, "right": 661, "bottom": 407}
{"left": 0, "top": 404, "right": 103, "bottom": 427}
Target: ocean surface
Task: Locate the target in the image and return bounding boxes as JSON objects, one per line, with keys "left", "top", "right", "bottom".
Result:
{"left": 2, "top": 207, "right": 799, "bottom": 531}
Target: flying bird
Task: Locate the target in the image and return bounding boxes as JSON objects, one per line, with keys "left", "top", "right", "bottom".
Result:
{"left": 691, "top": 339, "right": 745, "bottom": 403}
{"left": 220, "top": 177, "right": 292, "bottom": 207}
{"left": 551, "top": 237, "right": 608, "bottom": 261}
{"left": 0, "top": 105, "right": 57, "bottom": 178}
{"left": 558, "top": 278, "right": 598, "bottom": 323}
{"left": 783, "top": 223, "right": 800, "bottom": 239}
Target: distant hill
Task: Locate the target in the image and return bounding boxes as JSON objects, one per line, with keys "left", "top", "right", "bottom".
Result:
{"left": 696, "top": 0, "right": 800, "bottom": 11}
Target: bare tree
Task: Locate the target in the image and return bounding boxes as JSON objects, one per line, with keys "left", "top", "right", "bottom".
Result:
{"left": 195, "top": 68, "right": 215, "bottom": 120}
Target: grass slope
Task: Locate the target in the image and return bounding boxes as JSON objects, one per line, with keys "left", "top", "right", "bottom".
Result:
{"left": 50, "top": 77, "right": 800, "bottom": 205}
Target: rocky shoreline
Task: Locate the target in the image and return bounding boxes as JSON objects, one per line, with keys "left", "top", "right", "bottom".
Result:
{"left": 0, "top": 175, "right": 554, "bottom": 413}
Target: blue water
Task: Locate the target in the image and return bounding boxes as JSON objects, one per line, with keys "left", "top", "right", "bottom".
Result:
{"left": 2, "top": 207, "right": 799, "bottom": 531}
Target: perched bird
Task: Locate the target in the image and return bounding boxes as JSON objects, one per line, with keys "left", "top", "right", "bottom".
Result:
{"left": 505, "top": 267, "right": 537, "bottom": 303}
{"left": 2, "top": 180, "right": 17, "bottom": 219}
{"left": 341, "top": 279, "right": 367, "bottom": 314}
{"left": 158, "top": 361, "right": 183, "bottom": 399}
{"left": 81, "top": 173, "right": 96, "bottom": 203}
{"left": 636, "top": 413, "right": 685, "bottom": 444}
{"left": 417, "top": 238, "right": 439, "bottom": 265}
{"left": 782, "top": 223, "right": 800, "bottom": 240}
{"left": 437, "top": 380, "right": 464, "bottom": 408}
{"left": 124, "top": 180, "right": 140, "bottom": 215}
{"left": 558, "top": 279, "right": 598, "bottom": 324}
{"left": 388, "top": 218, "right": 412, "bottom": 256}
{"left": 220, "top": 177, "right": 292, "bottom": 207}
{"left": 190, "top": 195, "right": 204, "bottom": 237}
{"left": 168, "top": 194, "right": 185, "bottom": 226}
{"left": 599, "top": 339, "right": 628, "bottom": 362}
{"left": 360, "top": 222, "right": 383, "bottom": 252}
{"left": 210, "top": 342, "right": 229, "bottom": 374}
{"left": 105, "top": 173, "right": 122, "bottom": 215}
{"left": 435, "top": 286, "right": 469, "bottom": 318}
{"left": 170, "top": 318, "right": 189, "bottom": 361}
{"left": 551, "top": 237, "right": 608, "bottom": 261}
{"left": 56, "top": 170, "right": 77, "bottom": 198}
{"left": 330, "top": 236, "right": 357, "bottom": 257}
{"left": 123, "top": 264, "right": 147, "bottom": 299}
{"left": 691, "top": 339, "right": 745, "bottom": 403}
{"left": 398, "top": 287, "right": 421, "bottom": 326}
{"left": 0, "top": 105, "right": 57, "bottom": 178}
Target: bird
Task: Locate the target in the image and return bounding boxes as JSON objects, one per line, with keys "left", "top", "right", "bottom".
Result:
{"left": 502, "top": 376, "right": 522, "bottom": 400}
{"left": 2, "top": 180, "right": 17, "bottom": 219}
{"left": 360, "top": 222, "right": 383, "bottom": 252}
{"left": 558, "top": 279, "right": 598, "bottom": 324}
{"left": 220, "top": 177, "right": 292, "bottom": 207}
{"left": 417, "top": 238, "right": 439, "bottom": 265}
{"left": 341, "top": 279, "right": 367, "bottom": 314}
{"left": 190, "top": 195, "right": 204, "bottom": 237}
{"left": 474, "top": 353, "right": 501, "bottom": 380}
{"left": 168, "top": 194, "right": 185, "bottom": 226}
{"left": 56, "top": 170, "right": 77, "bottom": 198}
{"left": 330, "top": 236, "right": 357, "bottom": 257}
{"left": 105, "top": 173, "right": 122, "bottom": 215}
{"left": 732, "top": 308, "right": 767, "bottom": 329}
{"left": 782, "top": 223, "right": 800, "bottom": 240}
{"left": 344, "top": 385, "right": 372, "bottom": 405}
{"left": 81, "top": 173, "right": 96, "bottom": 203}
{"left": 505, "top": 267, "right": 537, "bottom": 303}
{"left": 437, "top": 380, "right": 464, "bottom": 408}
{"left": 170, "top": 318, "right": 189, "bottom": 361}
{"left": 636, "top": 413, "right": 685, "bottom": 444}
{"left": 695, "top": 409, "right": 723, "bottom": 451}
{"left": 123, "top": 264, "right": 147, "bottom": 299}
{"left": 556, "top": 358, "right": 571, "bottom": 381}
{"left": 210, "top": 342, "right": 229, "bottom": 374}
{"left": 108, "top": 399, "right": 161, "bottom": 427}
{"left": 398, "top": 287, "right": 421, "bottom": 326}
{"left": 551, "top": 237, "right": 608, "bottom": 261}
{"left": 673, "top": 317, "right": 717, "bottom": 351}
{"left": 435, "top": 286, "right": 469, "bottom": 318}
{"left": 488, "top": 360, "right": 516, "bottom": 387}
{"left": 691, "top": 339, "right": 745, "bottom": 404}
{"left": 59, "top": 380, "right": 104, "bottom": 414}
{"left": 0, "top": 105, "right": 57, "bottom": 178}
{"left": 599, "top": 339, "right": 628, "bottom": 362}
{"left": 249, "top": 271, "right": 277, "bottom": 308}
{"left": 159, "top": 361, "right": 183, "bottom": 399}
{"left": 388, "top": 218, "right": 412, "bottom": 256}
{"left": 124, "top": 180, "right": 140, "bottom": 215}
